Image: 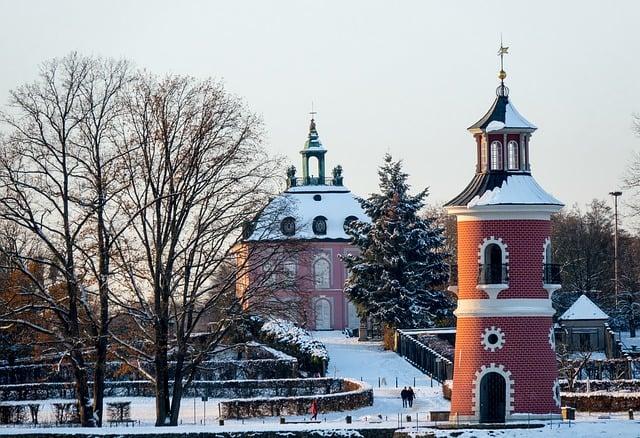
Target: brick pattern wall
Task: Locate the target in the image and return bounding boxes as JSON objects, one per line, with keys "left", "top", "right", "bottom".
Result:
{"left": 450, "top": 316, "right": 558, "bottom": 415}
{"left": 451, "top": 218, "right": 560, "bottom": 418}
{"left": 457, "top": 219, "right": 551, "bottom": 300}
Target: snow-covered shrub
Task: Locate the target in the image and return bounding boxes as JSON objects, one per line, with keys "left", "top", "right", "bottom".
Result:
{"left": 258, "top": 319, "right": 329, "bottom": 375}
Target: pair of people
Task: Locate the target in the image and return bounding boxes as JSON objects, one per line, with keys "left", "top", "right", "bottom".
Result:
{"left": 401, "top": 386, "right": 415, "bottom": 408}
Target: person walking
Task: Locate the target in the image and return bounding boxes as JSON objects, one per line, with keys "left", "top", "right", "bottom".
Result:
{"left": 310, "top": 399, "right": 319, "bottom": 421}
{"left": 400, "top": 387, "right": 408, "bottom": 408}
{"left": 407, "top": 387, "right": 415, "bottom": 408}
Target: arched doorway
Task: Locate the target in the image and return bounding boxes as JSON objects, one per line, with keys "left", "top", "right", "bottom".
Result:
{"left": 479, "top": 372, "right": 506, "bottom": 423}
{"left": 314, "top": 299, "right": 331, "bottom": 330}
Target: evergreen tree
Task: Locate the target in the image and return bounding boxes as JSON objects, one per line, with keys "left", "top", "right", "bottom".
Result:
{"left": 342, "top": 154, "right": 452, "bottom": 329}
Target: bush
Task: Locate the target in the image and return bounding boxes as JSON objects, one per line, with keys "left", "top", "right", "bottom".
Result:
{"left": 257, "top": 318, "right": 329, "bottom": 375}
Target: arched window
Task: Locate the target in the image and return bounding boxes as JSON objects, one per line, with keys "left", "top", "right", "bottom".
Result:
{"left": 312, "top": 216, "right": 327, "bottom": 235}
{"left": 281, "top": 217, "right": 296, "bottom": 236}
{"left": 545, "top": 243, "right": 552, "bottom": 264}
{"left": 483, "top": 243, "right": 504, "bottom": 284}
{"left": 343, "top": 215, "right": 358, "bottom": 232}
{"left": 314, "top": 257, "right": 331, "bottom": 289}
{"left": 507, "top": 141, "right": 519, "bottom": 170}
{"left": 481, "top": 144, "right": 488, "bottom": 171}
{"left": 490, "top": 141, "right": 503, "bottom": 170}
{"left": 283, "top": 259, "right": 297, "bottom": 287}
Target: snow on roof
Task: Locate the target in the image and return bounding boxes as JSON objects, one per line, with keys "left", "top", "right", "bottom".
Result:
{"left": 469, "top": 95, "right": 536, "bottom": 131}
{"left": 247, "top": 186, "right": 368, "bottom": 241}
{"left": 466, "top": 174, "right": 562, "bottom": 207}
{"left": 560, "top": 294, "right": 610, "bottom": 321}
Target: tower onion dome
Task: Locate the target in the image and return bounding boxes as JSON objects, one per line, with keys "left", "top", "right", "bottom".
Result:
{"left": 446, "top": 82, "right": 562, "bottom": 209}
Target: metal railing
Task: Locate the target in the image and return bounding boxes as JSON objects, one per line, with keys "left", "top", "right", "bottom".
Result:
{"left": 396, "top": 330, "right": 453, "bottom": 383}
{"left": 477, "top": 263, "right": 508, "bottom": 285}
{"left": 288, "top": 177, "right": 343, "bottom": 187}
{"left": 543, "top": 263, "right": 561, "bottom": 285}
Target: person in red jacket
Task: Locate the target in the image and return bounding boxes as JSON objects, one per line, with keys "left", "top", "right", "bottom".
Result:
{"left": 310, "top": 399, "right": 319, "bottom": 421}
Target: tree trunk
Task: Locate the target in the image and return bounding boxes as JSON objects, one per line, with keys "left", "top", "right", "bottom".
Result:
{"left": 630, "top": 317, "right": 636, "bottom": 338}
{"left": 71, "top": 348, "right": 95, "bottom": 426}
{"left": 155, "top": 295, "right": 171, "bottom": 426}
{"left": 169, "top": 352, "right": 185, "bottom": 426}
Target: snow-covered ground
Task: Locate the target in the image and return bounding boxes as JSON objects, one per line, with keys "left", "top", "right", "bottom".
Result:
{"left": 1, "top": 330, "right": 639, "bottom": 436}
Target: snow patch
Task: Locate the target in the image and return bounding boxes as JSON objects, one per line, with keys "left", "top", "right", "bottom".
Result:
{"left": 467, "top": 174, "right": 562, "bottom": 207}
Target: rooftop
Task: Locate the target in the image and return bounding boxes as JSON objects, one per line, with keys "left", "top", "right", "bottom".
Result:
{"left": 559, "top": 294, "right": 610, "bottom": 321}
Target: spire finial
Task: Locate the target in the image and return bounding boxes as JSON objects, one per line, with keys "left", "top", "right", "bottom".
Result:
{"left": 309, "top": 101, "right": 317, "bottom": 121}
{"left": 498, "top": 36, "right": 509, "bottom": 83}
{"left": 496, "top": 37, "right": 510, "bottom": 97}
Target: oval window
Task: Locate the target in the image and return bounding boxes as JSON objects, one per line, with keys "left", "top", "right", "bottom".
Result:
{"left": 343, "top": 215, "right": 358, "bottom": 231}
{"left": 312, "top": 216, "right": 327, "bottom": 235}
{"left": 281, "top": 217, "right": 296, "bottom": 236}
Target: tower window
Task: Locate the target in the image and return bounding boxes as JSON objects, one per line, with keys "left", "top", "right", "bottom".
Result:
{"left": 481, "top": 143, "right": 488, "bottom": 171}
{"left": 507, "top": 141, "right": 519, "bottom": 170}
{"left": 490, "top": 141, "right": 503, "bottom": 170}
{"left": 281, "top": 217, "right": 296, "bottom": 236}
{"left": 312, "top": 216, "right": 327, "bottom": 235}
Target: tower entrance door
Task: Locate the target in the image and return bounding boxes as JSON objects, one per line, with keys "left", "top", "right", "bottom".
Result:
{"left": 479, "top": 372, "right": 506, "bottom": 423}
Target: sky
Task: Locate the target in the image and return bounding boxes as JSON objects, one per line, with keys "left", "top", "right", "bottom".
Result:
{"left": 1, "top": 0, "right": 639, "bottom": 223}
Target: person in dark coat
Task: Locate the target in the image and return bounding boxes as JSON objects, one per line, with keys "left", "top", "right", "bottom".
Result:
{"left": 400, "top": 387, "right": 408, "bottom": 408}
{"left": 407, "top": 387, "right": 415, "bottom": 408}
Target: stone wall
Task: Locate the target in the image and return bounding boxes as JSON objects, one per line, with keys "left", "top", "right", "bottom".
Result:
{"left": 0, "top": 343, "right": 297, "bottom": 385}
{"left": 561, "top": 391, "right": 640, "bottom": 411}
{"left": 220, "top": 378, "right": 373, "bottom": 419}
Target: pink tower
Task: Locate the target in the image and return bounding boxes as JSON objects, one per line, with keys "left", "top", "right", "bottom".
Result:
{"left": 445, "top": 51, "right": 563, "bottom": 423}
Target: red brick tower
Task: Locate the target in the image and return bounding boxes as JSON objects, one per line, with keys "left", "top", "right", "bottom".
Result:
{"left": 445, "top": 48, "right": 563, "bottom": 423}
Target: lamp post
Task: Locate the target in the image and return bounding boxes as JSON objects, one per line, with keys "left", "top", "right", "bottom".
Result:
{"left": 609, "top": 191, "right": 622, "bottom": 306}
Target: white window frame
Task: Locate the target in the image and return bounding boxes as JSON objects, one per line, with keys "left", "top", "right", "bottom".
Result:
{"left": 490, "top": 141, "right": 503, "bottom": 170}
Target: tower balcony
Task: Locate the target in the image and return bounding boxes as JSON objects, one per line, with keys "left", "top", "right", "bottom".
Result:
{"left": 543, "top": 263, "right": 561, "bottom": 285}
{"left": 478, "top": 263, "right": 509, "bottom": 285}
{"left": 287, "top": 176, "right": 344, "bottom": 188}
{"left": 477, "top": 263, "right": 508, "bottom": 299}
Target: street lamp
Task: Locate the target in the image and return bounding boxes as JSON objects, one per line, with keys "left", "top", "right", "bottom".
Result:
{"left": 609, "top": 191, "right": 622, "bottom": 306}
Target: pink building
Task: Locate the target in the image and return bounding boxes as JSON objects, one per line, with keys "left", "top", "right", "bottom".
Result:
{"left": 237, "top": 118, "right": 366, "bottom": 330}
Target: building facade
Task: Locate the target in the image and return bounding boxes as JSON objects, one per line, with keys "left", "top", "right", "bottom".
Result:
{"left": 445, "top": 62, "right": 564, "bottom": 423}
{"left": 237, "top": 118, "right": 366, "bottom": 331}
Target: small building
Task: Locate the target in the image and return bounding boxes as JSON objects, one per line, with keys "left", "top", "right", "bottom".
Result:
{"left": 557, "top": 294, "right": 610, "bottom": 352}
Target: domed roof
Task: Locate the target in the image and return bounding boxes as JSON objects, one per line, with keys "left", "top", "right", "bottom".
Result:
{"left": 468, "top": 91, "right": 536, "bottom": 132}
{"left": 246, "top": 185, "right": 368, "bottom": 241}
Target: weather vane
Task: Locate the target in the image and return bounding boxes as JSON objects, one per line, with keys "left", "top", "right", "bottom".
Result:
{"left": 498, "top": 36, "right": 509, "bottom": 83}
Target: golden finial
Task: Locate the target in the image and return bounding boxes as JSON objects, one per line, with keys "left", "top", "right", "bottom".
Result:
{"left": 497, "top": 36, "right": 509, "bottom": 83}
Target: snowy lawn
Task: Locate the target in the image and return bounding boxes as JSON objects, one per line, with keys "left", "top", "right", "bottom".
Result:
{"left": 1, "top": 331, "right": 639, "bottom": 436}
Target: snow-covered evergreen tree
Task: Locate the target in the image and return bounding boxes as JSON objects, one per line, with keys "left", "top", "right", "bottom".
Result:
{"left": 342, "top": 154, "right": 452, "bottom": 329}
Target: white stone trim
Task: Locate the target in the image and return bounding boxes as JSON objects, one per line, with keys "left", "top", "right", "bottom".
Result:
{"left": 552, "top": 379, "right": 561, "bottom": 407}
{"left": 447, "top": 204, "right": 561, "bottom": 221}
{"left": 481, "top": 326, "right": 506, "bottom": 352}
{"left": 542, "top": 237, "right": 551, "bottom": 264}
{"left": 471, "top": 363, "right": 515, "bottom": 420}
{"left": 548, "top": 326, "right": 556, "bottom": 351}
{"left": 476, "top": 284, "right": 508, "bottom": 300}
{"left": 455, "top": 298, "right": 555, "bottom": 317}
{"left": 478, "top": 236, "right": 509, "bottom": 264}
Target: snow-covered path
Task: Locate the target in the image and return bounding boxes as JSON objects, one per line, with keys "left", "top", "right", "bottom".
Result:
{"left": 313, "top": 330, "right": 449, "bottom": 417}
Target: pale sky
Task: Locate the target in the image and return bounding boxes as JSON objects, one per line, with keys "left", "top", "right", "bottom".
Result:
{"left": 1, "top": 1, "right": 639, "bottom": 222}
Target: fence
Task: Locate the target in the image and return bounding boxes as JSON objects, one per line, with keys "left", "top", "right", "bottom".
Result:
{"left": 395, "top": 330, "right": 453, "bottom": 383}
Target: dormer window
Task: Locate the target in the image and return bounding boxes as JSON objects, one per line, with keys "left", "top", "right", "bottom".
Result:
{"left": 507, "top": 141, "right": 519, "bottom": 170}
{"left": 312, "top": 216, "right": 327, "bottom": 235}
{"left": 490, "top": 141, "right": 503, "bottom": 170}
{"left": 281, "top": 217, "right": 296, "bottom": 236}
{"left": 343, "top": 215, "right": 358, "bottom": 232}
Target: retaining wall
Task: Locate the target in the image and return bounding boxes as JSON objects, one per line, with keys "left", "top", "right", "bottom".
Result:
{"left": 220, "top": 378, "right": 373, "bottom": 419}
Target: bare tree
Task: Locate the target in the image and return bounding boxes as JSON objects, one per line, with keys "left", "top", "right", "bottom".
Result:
{"left": 110, "top": 73, "right": 287, "bottom": 426}
{"left": 0, "top": 53, "right": 130, "bottom": 426}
